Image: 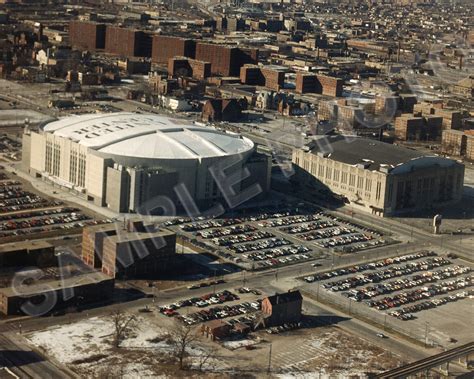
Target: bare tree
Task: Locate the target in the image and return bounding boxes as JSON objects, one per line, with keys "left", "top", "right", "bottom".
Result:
{"left": 110, "top": 308, "right": 137, "bottom": 348}
{"left": 197, "top": 346, "right": 217, "bottom": 372}
{"left": 169, "top": 322, "right": 199, "bottom": 370}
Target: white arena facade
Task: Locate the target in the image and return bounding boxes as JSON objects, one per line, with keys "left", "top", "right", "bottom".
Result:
{"left": 23, "top": 113, "right": 271, "bottom": 213}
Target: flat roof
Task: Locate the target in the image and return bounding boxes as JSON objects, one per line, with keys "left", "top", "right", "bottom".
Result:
{"left": 42, "top": 113, "right": 254, "bottom": 160}
{"left": 85, "top": 222, "right": 175, "bottom": 242}
{"left": 0, "top": 271, "right": 112, "bottom": 297}
{"left": 305, "top": 135, "right": 459, "bottom": 171}
{"left": 0, "top": 240, "right": 53, "bottom": 254}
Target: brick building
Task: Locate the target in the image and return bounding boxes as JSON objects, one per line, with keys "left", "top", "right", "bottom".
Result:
{"left": 0, "top": 271, "right": 114, "bottom": 316}
{"left": 394, "top": 112, "right": 444, "bottom": 141}
{"left": 201, "top": 98, "right": 243, "bottom": 122}
{"left": 195, "top": 43, "right": 258, "bottom": 76}
{"left": 82, "top": 220, "right": 176, "bottom": 278}
{"left": 0, "top": 241, "right": 55, "bottom": 268}
{"left": 442, "top": 130, "right": 474, "bottom": 160}
{"left": 152, "top": 35, "right": 196, "bottom": 64}
{"left": 105, "top": 27, "right": 152, "bottom": 57}
{"left": 261, "top": 291, "right": 303, "bottom": 327}
{"left": 295, "top": 73, "right": 343, "bottom": 97}
{"left": 168, "top": 57, "right": 211, "bottom": 80}
{"left": 201, "top": 320, "right": 231, "bottom": 340}
{"left": 375, "top": 94, "right": 417, "bottom": 115}
{"left": 69, "top": 21, "right": 106, "bottom": 51}
{"left": 240, "top": 64, "right": 285, "bottom": 91}
{"left": 414, "top": 103, "right": 462, "bottom": 130}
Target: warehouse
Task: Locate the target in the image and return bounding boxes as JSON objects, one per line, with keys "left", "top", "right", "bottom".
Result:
{"left": 292, "top": 136, "right": 464, "bottom": 216}
{"left": 23, "top": 113, "right": 270, "bottom": 213}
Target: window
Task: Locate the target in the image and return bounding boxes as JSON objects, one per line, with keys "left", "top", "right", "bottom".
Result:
{"left": 341, "top": 172, "right": 348, "bottom": 184}
{"left": 376, "top": 181, "right": 381, "bottom": 201}
{"left": 326, "top": 167, "right": 332, "bottom": 180}
{"left": 318, "top": 164, "right": 324, "bottom": 177}
{"left": 349, "top": 173, "right": 355, "bottom": 187}
{"left": 365, "top": 178, "right": 372, "bottom": 192}
{"left": 357, "top": 176, "right": 363, "bottom": 189}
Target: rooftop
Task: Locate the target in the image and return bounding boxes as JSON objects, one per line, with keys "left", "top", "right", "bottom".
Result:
{"left": 42, "top": 113, "right": 254, "bottom": 160}
{"left": 266, "top": 290, "right": 303, "bottom": 306}
{"left": 304, "top": 135, "right": 460, "bottom": 172}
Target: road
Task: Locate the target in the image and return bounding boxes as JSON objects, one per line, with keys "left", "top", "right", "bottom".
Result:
{"left": 0, "top": 331, "right": 74, "bottom": 379}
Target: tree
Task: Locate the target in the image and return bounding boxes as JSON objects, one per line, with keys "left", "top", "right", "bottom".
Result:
{"left": 197, "top": 346, "right": 217, "bottom": 372}
{"left": 169, "top": 322, "right": 199, "bottom": 370}
{"left": 110, "top": 308, "right": 137, "bottom": 348}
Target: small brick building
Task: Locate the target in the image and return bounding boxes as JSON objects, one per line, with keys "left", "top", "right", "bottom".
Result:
{"left": 261, "top": 290, "right": 303, "bottom": 327}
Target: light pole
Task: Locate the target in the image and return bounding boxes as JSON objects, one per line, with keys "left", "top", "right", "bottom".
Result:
{"left": 424, "top": 322, "right": 430, "bottom": 348}
{"left": 267, "top": 343, "right": 272, "bottom": 374}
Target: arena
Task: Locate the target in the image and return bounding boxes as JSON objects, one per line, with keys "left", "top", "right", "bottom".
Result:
{"left": 23, "top": 113, "right": 271, "bottom": 213}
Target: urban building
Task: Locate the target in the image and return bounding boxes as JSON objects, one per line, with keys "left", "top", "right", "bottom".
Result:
{"left": 69, "top": 21, "right": 106, "bottom": 51}
{"left": 292, "top": 136, "right": 464, "bottom": 216}
{"left": 394, "top": 114, "right": 443, "bottom": 141}
{"left": 82, "top": 221, "right": 176, "bottom": 278}
{"left": 414, "top": 103, "right": 463, "bottom": 130}
{"left": 442, "top": 130, "right": 474, "bottom": 161}
{"left": 0, "top": 241, "right": 55, "bottom": 268}
{"left": 23, "top": 112, "right": 270, "bottom": 213}
{"left": 261, "top": 291, "right": 303, "bottom": 327}
{"left": 152, "top": 35, "right": 196, "bottom": 64}
{"left": 168, "top": 57, "right": 211, "bottom": 80}
{"left": 0, "top": 271, "right": 114, "bottom": 316}
{"left": 240, "top": 64, "right": 286, "bottom": 91}
{"left": 201, "top": 99, "right": 243, "bottom": 122}
{"left": 105, "top": 26, "right": 152, "bottom": 58}
{"left": 295, "top": 73, "right": 343, "bottom": 97}
{"left": 201, "top": 320, "right": 232, "bottom": 340}
{"left": 195, "top": 43, "right": 258, "bottom": 76}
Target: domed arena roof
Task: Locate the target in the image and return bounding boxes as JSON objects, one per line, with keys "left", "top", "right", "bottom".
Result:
{"left": 43, "top": 112, "right": 254, "bottom": 160}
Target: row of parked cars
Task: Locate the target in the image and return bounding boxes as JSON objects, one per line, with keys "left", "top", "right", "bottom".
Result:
{"left": 261, "top": 214, "right": 324, "bottom": 228}
{"left": 281, "top": 220, "right": 336, "bottom": 235}
{"left": 366, "top": 277, "right": 473, "bottom": 310}
{"left": 300, "top": 227, "right": 354, "bottom": 241}
{"left": 245, "top": 245, "right": 312, "bottom": 262}
{"left": 391, "top": 290, "right": 472, "bottom": 320}
{"left": 173, "top": 211, "right": 307, "bottom": 233}
{"left": 338, "top": 239, "right": 386, "bottom": 253}
{"left": 0, "top": 192, "right": 55, "bottom": 212}
{"left": 0, "top": 207, "right": 80, "bottom": 223}
{"left": 159, "top": 290, "right": 238, "bottom": 316}
{"left": 0, "top": 180, "right": 21, "bottom": 187}
{"left": 0, "top": 212, "right": 91, "bottom": 232}
{"left": 303, "top": 251, "right": 438, "bottom": 283}
{"left": 0, "top": 219, "right": 108, "bottom": 238}
{"left": 321, "top": 257, "right": 451, "bottom": 292}
{"left": 179, "top": 218, "right": 242, "bottom": 232}
{"left": 198, "top": 224, "right": 256, "bottom": 239}
{"left": 229, "top": 237, "right": 291, "bottom": 253}
{"left": 179, "top": 300, "right": 262, "bottom": 325}
{"left": 212, "top": 231, "right": 275, "bottom": 247}
{"left": 344, "top": 265, "right": 471, "bottom": 300}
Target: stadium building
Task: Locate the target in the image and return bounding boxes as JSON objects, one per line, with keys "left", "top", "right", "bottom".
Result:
{"left": 292, "top": 136, "right": 464, "bottom": 216}
{"left": 23, "top": 113, "right": 271, "bottom": 213}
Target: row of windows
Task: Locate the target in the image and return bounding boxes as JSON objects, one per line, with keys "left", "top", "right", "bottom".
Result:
{"left": 45, "top": 141, "right": 86, "bottom": 187}
{"left": 298, "top": 154, "right": 382, "bottom": 201}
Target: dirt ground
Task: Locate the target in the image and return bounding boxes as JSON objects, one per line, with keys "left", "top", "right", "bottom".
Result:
{"left": 25, "top": 307, "right": 404, "bottom": 378}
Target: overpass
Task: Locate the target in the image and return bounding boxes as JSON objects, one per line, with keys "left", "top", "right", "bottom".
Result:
{"left": 376, "top": 342, "right": 474, "bottom": 378}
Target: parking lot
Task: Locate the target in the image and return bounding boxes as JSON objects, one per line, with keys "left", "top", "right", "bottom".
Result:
{"left": 157, "top": 287, "right": 264, "bottom": 327}
{"left": 0, "top": 167, "right": 111, "bottom": 240}
{"left": 300, "top": 250, "right": 473, "bottom": 345}
{"left": 164, "top": 208, "right": 390, "bottom": 270}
